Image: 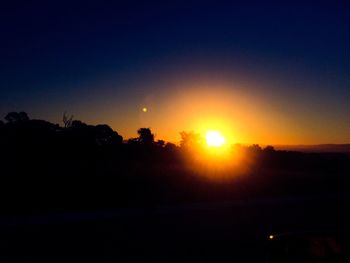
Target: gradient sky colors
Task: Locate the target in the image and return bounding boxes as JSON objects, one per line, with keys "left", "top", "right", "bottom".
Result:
{"left": 1, "top": 1, "right": 349, "bottom": 144}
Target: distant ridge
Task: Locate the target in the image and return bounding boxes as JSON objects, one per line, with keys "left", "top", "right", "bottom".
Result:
{"left": 273, "top": 144, "right": 350, "bottom": 153}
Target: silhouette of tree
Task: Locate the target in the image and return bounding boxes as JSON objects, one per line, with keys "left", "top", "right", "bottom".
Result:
{"left": 63, "top": 112, "right": 73, "bottom": 128}
{"left": 263, "top": 145, "right": 275, "bottom": 153}
{"left": 127, "top": 138, "right": 139, "bottom": 145}
{"left": 179, "top": 131, "right": 202, "bottom": 149}
{"left": 71, "top": 120, "right": 88, "bottom": 130}
{"left": 248, "top": 144, "right": 262, "bottom": 153}
{"left": 19, "top": 112, "right": 29, "bottom": 121}
{"left": 165, "top": 142, "right": 177, "bottom": 150}
{"left": 156, "top": 140, "right": 165, "bottom": 147}
{"left": 5, "top": 111, "right": 29, "bottom": 123}
{"left": 95, "top": 124, "right": 123, "bottom": 145}
{"left": 137, "top": 128, "right": 154, "bottom": 145}
{"left": 0, "top": 109, "right": 349, "bottom": 216}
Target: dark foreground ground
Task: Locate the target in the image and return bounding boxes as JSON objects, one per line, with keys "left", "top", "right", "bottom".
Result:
{"left": 1, "top": 194, "right": 349, "bottom": 263}
{"left": 1, "top": 118, "right": 350, "bottom": 262}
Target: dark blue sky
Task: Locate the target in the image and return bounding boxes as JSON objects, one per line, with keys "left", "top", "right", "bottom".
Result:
{"left": 1, "top": 1, "right": 350, "bottom": 143}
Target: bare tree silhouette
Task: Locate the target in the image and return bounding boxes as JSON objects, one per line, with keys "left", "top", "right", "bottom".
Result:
{"left": 63, "top": 112, "right": 74, "bottom": 128}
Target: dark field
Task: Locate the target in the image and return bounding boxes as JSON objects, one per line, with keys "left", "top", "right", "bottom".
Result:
{"left": 1, "top": 115, "right": 350, "bottom": 262}
{"left": 1, "top": 194, "right": 349, "bottom": 262}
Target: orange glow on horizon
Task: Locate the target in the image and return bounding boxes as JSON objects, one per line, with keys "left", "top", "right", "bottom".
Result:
{"left": 95, "top": 76, "right": 350, "bottom": 146}
{"left": 52, "top": 67, "right": 350, "bottom": 146}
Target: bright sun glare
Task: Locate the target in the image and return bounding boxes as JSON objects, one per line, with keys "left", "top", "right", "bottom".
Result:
{"left": 206, "top": 131, "right": 226, "bottom": 147}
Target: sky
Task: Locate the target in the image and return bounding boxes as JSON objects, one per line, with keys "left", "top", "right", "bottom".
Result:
{"left": 1, "top": 1, "right": 350, "bottom": 144}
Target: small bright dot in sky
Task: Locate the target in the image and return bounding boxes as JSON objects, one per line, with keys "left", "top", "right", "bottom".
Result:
{"left": 269, "top": 235, "right": 274, "bottom": 240}
{"left": 142, "top": 107, "right": 148, "bottom": 113}
{"left": 206, "top": 130, "right": 226, "bottom": 147}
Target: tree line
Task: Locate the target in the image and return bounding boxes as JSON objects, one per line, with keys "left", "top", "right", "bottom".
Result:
{"left": 1, "top": 111, "right": 350, "bottom": 214}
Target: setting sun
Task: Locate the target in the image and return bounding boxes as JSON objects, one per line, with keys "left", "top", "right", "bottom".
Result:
{"left": 206, "top": 131, "right": 226, "bottom": 147}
